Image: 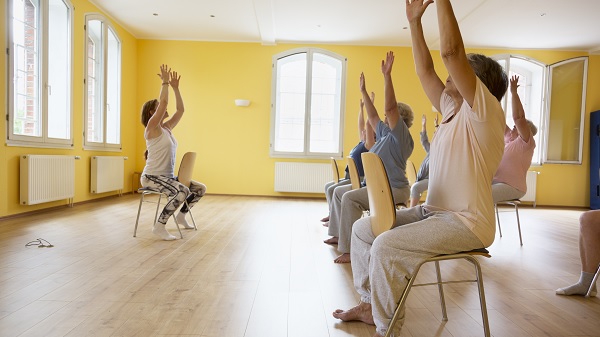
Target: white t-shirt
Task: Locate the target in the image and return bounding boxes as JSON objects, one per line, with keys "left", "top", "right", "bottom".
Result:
{"left": 425, "top": 78, "right": 505, "bottom": 247}
{"left": 142, "top": 127, "right": 177, "bottom": 178}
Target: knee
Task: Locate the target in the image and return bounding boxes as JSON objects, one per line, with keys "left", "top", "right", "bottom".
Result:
{"left": 580, "top": 210, "right": 600, "bottom": 236}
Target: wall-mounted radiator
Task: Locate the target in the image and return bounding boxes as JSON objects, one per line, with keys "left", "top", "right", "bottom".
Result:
{"left": 274, "top": 162, "right": 331, "bottom": 193}
{"left": 20, "top": 155, "right": 75, "bottom": 206}
{"left": 521, "top": 171, "right": 539, "bottom": 206}
{"left": 91, "top": 156, "right": 125, "bottom": 194}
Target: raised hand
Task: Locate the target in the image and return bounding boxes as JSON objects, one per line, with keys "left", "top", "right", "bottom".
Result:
{"left": 381, "top": 51, "right": 395, "bottom": 76}
{"left": 510, "top": 75, "right": 520, "bottom": 93}
{"left": 406, "top": 0, "right": 434, "bottom": 23}
{"left": 158, "top": 64, "right": 170, "bottom": 83}
{"left": 370, "top": 91, "right": 375, "bottom": 103}
{"left": 422, "top": 114, "right": 427, "bottom": 127}
{"left": 170, "top": 71, "right": 181, "bottom": 89}
{"left": 359, "top": 72, "right": 367, "bottom": 92}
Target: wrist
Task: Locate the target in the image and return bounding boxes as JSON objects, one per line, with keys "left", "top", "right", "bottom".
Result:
{"left": 162, "top": 82, "right": 169, "bottom": 85}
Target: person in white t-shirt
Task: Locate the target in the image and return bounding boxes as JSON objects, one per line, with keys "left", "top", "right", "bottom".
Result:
{"left": 332, "top": 1, "right": 508, "bottom": 336}
{"left": 140, "top": 65, "right": 206, "bottom": 240}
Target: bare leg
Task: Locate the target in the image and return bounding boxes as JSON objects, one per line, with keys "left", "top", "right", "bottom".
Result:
{"left": 409, "top": 196, "right": 419, "bottom": 208}
{"left": 324, "top": 236, "right": 338, "bottom": 244}
{"left": 321, "top": 215, "right": 330, "bottom": 222}
{"left": 334, "top": 253, "right": 351, "bottom": 264}
{"left": 332, "top": 301, "right": 375, "bottom": 325}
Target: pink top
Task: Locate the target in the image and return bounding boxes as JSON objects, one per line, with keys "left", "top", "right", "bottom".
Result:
{"left": 492, "top": 133, "right": 536, "bottom": 192}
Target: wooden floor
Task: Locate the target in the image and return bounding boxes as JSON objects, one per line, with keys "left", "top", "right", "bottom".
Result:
{"left": 0, "top": 194, "right": 598, "bottom": 337}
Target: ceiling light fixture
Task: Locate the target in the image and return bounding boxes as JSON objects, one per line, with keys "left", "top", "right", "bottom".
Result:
{"left": 153, "top": 13, "right": 158, "bottom": 16}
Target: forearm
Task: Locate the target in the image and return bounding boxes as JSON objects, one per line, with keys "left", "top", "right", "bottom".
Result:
{"left": 358, "top": 107, "right": 365, "bottom": 140}
{"left": 158, "top": 83, "right": 169, "bottom": 105}
{"left": 511, "top": 91, "right": 525, "bottom": 122}
{"left": 383, "top": 73, "right": 397, "bottom": 116}
{"left": 172, "top": 87, "right": 185, "bottom": 113}
{"left": 410, "top": 20, "right": 435, "bottom": 78}
{"left": 361, "top": 89, "right": 380, "bottom": 129}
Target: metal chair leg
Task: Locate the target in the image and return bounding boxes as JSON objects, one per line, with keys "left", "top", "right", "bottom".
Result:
{"left": 514, "top": 202, "right": 523, "bottom": 246}
{"left": 133, "top": 192, "right": 145, "bottom": 237}
{"left": 495, "top": 203, "right": 503, "bottom": 237}
{"left": 434, "top": 261, "right": 449, "bottom": 321}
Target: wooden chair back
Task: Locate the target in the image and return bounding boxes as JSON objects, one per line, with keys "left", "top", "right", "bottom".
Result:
{"left": 330, "top": 157, "right": 340, "bottom": 183}
{"left": 177, "top": 152, "right": 197, "bottom": 187}
{"left": 406, "top": 159, "right": 417, "bottom": 186}
{"left": 362, "top": 152, "right": 396, "bottom": 237}
{"left": 347, "top": 156, "right": 361, "bottom": 190}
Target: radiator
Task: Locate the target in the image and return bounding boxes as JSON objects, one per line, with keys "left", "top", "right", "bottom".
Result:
{"left": 20, "top": 155, "right": 75, "bottom": 206}
{"left": 274, "top": 162, "right": 331, "bottom": 193}
{"left": 522, "top": 171, "right": 539, "bottom": 206}
{"left": 91, "top": 156, "right": 125, "bottom": 194}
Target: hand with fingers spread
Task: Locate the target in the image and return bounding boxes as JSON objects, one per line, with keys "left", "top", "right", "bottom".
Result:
{"left": 170, "top": 70, "right": 181, "bottom": 90}
{"left": 510, "top": 75, "right": 520, "bottom": 94}
{"left": 381, "top": 51, "right": 395, "bottom": 77}
{"left": 406, "top": 0, "right": 434, "bottom": 24}
{"left": 158, "top": 64, "right": 170, "bottom": 83}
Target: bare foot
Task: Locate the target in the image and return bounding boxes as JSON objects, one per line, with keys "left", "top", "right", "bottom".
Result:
{"left": 334, "top": 253, "right": 351, "bottom": 263}
{"left": 324, "top": 237, "right": 338, "bottom": 245}
{"left": 322, "top": 221, "right": 329, "bottom": 227}
{"left": 372, "top": 333, "right": 384, "bottom": 337}
{"left": 321, "top": 215, "right": 330, "bottom": 222}
{"left": 332, "top": 301, "right": 375, "bottom": 325}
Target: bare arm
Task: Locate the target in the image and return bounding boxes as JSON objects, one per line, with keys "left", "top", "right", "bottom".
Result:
{"left": 360, "top": 72, "right": 382, "bottom": 132}
{"left": 365, "top": 92, "right": 376, "bottom": 149}
{"left": 510, "top": 75, "right": 531, "bottom": 142}
{"left": 163, "top": 71, "right": 185, "bottom": 130}
{"left": 436, "top": 0, "right": 477, "bottom": 106}
{"left": 145, "top": 64, "right": 170, "bottom": 139}
{"left": 407, "top": 0, "right": 445, "bottom": 111}
{"left": 358, "top": 98, "right": 366, "bottom": 142}
{"left": 382, "top": 51, "right": 400, "bottom": 130}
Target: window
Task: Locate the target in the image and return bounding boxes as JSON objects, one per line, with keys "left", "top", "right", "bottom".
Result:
{"left": 7, "top": 0, "right": 73, "bottom": 147}
{"left": 271, "top": 48, "right": 347, "bottom": 158}
{"left": 493, "top": 55, "right": 588, "bottom": 165}
{"left": 84, "top": 14, "right": 121, "bottom": 150}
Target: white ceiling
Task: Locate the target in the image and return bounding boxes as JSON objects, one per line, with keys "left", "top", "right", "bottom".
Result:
{"left": 90, "top": 0, "right": 600, "bottom": 52}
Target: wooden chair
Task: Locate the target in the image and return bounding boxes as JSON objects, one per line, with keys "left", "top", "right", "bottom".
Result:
{"left": 346, "top": 156, "right": 362, "bottom": 190}
{"left": 133, "top": 152, "right": 198, "bottom": 238}
{"left": 495, "top": 199, "right": 523, "bottom": 245}
{"left": 362, "top": 152, "right": 492, "bottom": 337}
{"left": 406, "top": 159, "right": 417, "bottom": 186}
{"left": 330, "top": 157, "right": 341, "bottom": 183}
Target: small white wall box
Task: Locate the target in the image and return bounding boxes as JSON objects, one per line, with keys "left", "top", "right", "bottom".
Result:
{"left": 235, "top": 99, "right": 250, "bottom": 107}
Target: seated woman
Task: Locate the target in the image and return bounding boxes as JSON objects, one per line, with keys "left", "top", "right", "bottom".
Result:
{"left": 140, "top": 64, "right": 206, "bottom": 240}
{"left": 556, "top": 210, "right": 600, "bottom": 296}
{"left": 409, "top": 113, "right": 437, "bottom": 207}
{"left": 492, "top": 75, "right": 537, "bottom": 203}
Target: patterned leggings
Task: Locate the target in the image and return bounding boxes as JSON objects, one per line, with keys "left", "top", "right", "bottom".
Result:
{"left": 141, "top": 175, "right": 207, "bottom": 225}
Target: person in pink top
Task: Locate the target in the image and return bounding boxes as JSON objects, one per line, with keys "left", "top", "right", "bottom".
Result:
{"left": 492, "top": 75, "right": 537, "bottom": 203}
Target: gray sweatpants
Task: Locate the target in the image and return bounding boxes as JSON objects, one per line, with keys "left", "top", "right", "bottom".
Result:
{"left": 325, "top": 179, "right": 351, "bottom": 212}
{"left": 492, "top": 182, "right": 525, "bottom": 203}
{"left": 328, "top": 184, "right": 410, "bottom": 254}
{"left": 351, "top": 206, "right": 484, "bottom": 337}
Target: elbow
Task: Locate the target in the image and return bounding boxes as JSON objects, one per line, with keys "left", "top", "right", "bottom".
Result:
{"left": 441, "top": 48, "right": 460, "bottom": 63}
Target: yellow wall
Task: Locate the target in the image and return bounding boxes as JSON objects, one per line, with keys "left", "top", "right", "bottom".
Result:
{"left": 2, "top": 1, "right": 599, "bottom": 218}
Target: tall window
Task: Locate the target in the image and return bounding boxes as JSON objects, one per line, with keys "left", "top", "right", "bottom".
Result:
{"left": 84, "top": 14, "right": 121, "bottom": 150}
{"left": 271, "top": 48, "right": 347, "bottom": 158}
{"left": 7, "top": 0, "right": 73, "bottom": 147}
{"left": 493, "top": 55, "right": 588, "bottom": 165}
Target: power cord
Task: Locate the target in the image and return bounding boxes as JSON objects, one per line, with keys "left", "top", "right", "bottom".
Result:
{"left": 25, "top": 238, "right": 54, "bottom": 248}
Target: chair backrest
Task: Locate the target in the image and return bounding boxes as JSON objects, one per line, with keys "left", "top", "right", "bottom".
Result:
{"left": 177, "top": 152, "right": 197, "bottom": 186}
{"left": 347, "top": 156, "right": 361, "bottom": 190}
{"left": 330, "top": 157, "right": 340, "bottom": 183}
{"left": 362, "top": 152, "right": 396, "bottom": 237}
{"left": 406, "top": 159, "right": 417, "bottom": 186}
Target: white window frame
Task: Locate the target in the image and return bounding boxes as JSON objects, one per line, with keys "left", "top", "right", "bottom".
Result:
{"left": 492, "top": 54, "right": 588, "bottom": 165}
{"left": 83, "top": 13, "right": 121, "bottom": 151}
{"left": 270, "top": 48, "right": 347, "bottom": 159}
{"left": 7, "top": 0, "right": 74, "bottom": 148}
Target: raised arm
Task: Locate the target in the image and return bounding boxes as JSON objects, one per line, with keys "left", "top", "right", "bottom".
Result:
{"left": 145, "top": 64, "right": 170, "bottom": 138}
{"left": 436, "top": 0, "right": 477, "bottom": 106}
{"left": 163, "top": 70, "right": 185, "bottom": 130}
{"left": 407, "top": 0, "right": 445, "bottom": 111}
{"left": 421, "top": 114, "right": 431, "bottom": 152}
{"left": 364, "top": 92, "right": 376, "bottom": 150}
{"left": 510, "top": 75, "right": 531, "bottom": 142}
{"left": 358, "top": 98, "right": 366, "bottom": 142}
{"left": 382, "top": 51, "right": 400, "bottom": 130}
{"left": 360, "top": 72, "right": 382, "bottom": 132}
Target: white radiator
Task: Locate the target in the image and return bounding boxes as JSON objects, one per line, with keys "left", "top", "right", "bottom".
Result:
{"left": 91, "top": 156, "right": 125, "bottom": 194}
{"left": 20, "top": 155, "right": 75, "bottom": 206}
{"left": 522, "top": 171, "right": 539, "bottom": 206}
{"left": 274, "top": 162, "right": 331, "bottom": 193}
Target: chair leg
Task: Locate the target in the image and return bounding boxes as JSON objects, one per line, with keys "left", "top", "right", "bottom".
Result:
{"left": 133, "top": 193, "right": 145, "bottom": 237}
{"left": 586, "top": 263, "right": 600, "bottom": 298}
{"left": 465, "top": 255, "right": 491, "bottom": 337}
{"left": 434, "top": 261, "right": 449, "bottom": 321}
{"left": 514, "top": 203, "right": 523, "bottom": 246}
{"left": 185, "top": 200, "right": 198, "bottom": 231}
{"left": 495, "top": 203, "right": 503, "bottom": 238}
{"left": 153, "top": 194, "right": 163, "bottom": 226}
{"left": 384, "top": 263, "right": 425, "bottom": 337}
